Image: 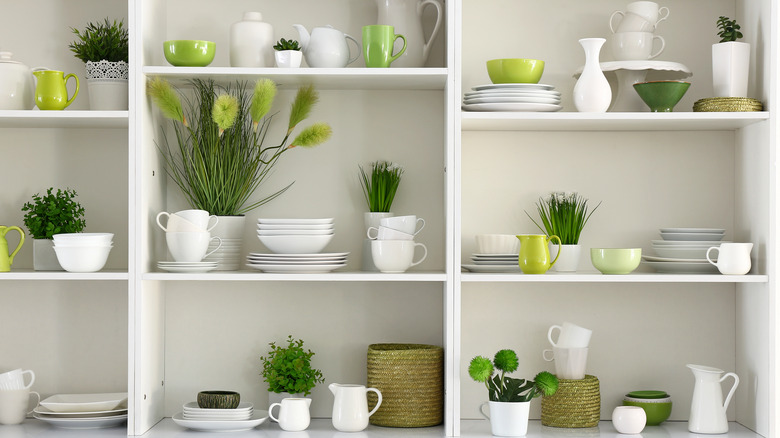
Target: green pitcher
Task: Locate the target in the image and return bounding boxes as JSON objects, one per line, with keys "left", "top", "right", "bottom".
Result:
{"left": 33, "top": 70, "right": 79, "bottom": 110}
{"left": 516, "top": 234, "right": 561, "bottom": 274}
{"left": 0, "top": 226, "right": 25, "bottom": 272}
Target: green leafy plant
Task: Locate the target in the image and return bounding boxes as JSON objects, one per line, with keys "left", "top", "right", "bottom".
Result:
{"left": 260, "top": 335, "right": 325, "bottom": 396}
{"left": 21, "top": 188, "right": 86, "bottom": 239}
{"left": 68, "top": 18, "right": 129, "bottom": 63}
{"left": 525, "top": 192, "right": 601, "bottom": 245}
{"left": 359, "top": 160, "right": 404, "bottom": 212}
{"left": 273, "top": 38, "right": 301, "bottom": 51}
{"left": 717, "top": 16, "right": 743, "bottom": 43}
{"left": 469, "top": 349, "right": 558, "bottom": 402}
{"left": 147, "top": 77, "right": 332, "bottom": 216}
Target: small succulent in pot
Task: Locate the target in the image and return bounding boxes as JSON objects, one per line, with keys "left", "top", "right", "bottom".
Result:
{"left": 22, "top": 187, "right": 86, "bottom": 239}
{"left": 273, "top": 38, "right": 301, "bottom": 51}
{"left": 469, "top": 349, "right": 558, "bottom": 402}
{"left": 716, "top": 16, "right": 743, "bottom": 43}
{"left": 260, "top": 335, "right": 324, "bottom": 396}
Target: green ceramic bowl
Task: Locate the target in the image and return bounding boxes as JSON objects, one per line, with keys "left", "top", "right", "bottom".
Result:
{"left": 623, "top": 397, "right": 672, "bottom": 425}
{"left": 627, "top": 390, "right": 670, "bottom": 399}
{"left": 633, "top": 80, "right": 691, "bottom": 112}
{"left": 590, "top": 248, "right": 642, "bottom": 274}
{"left": 164, "top": 40, "right": 216, "bottom": 67}
{"left": 486, "top": 58, "right": 545, "bottom": 84}
{"left": 197, "top": 390, "right": 240, "bottom": 409}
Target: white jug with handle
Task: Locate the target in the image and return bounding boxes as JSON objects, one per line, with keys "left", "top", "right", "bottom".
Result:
{"left": 376, "top": 0, "right": 443, "bottom": 67}
{"left": 293, "top": 24, "right": 360, "bottom": 68}
{"left": 329, "top": 383, "right": 382, "bottom": 432}
{"left": 687, "top": 364, "right": 739, "bottom": 434}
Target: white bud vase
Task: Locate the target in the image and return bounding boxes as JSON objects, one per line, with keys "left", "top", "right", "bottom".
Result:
{"left": 230, "top": 12, "right": 275, "bottom": 67}
{"left": 574, "top": 38, "right": 612, "bottom": 112}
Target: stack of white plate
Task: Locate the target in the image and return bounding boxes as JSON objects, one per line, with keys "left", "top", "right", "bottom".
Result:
{"left": 206, "top": 237, "right": 242, "bottom": 271}
{"left": 256, "top": 218, "right": 334, "bottom": 254}
{"left": 33, "top": 392, "right": 128, "bottom": 429}
{"left": 462, "top": 84, "right": 562, "bottom": 112}
{"left": 246, "top": 252, "right": 349, "bottom": 273}
{"left": 173, "top": 401, "right": 268, "bottom": 432}
{"left": 643, "top": 228, "right": 726, "bottom": 273}
{"left": 157, "top": 260, "right": 218, "bottom": 273}
{"left": 462, "top": 253, "right": 521, "bottom": 273}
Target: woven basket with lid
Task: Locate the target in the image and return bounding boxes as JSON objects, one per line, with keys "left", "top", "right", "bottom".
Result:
{"left": 366, "top": 343, "right": 444, "bottom": 427}
{"left": 541, "top": 374, "right": 601, "bottom": 428}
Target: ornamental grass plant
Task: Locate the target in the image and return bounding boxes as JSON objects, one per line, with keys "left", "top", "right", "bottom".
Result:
{"left": 526, "top": 192, "right": 601, "bottom": 245}
{"left": 469, "top": 349, "right": 558, "bottom": 402}
{"left": 359, "top": 160, "right": 404, "bottom": 212}
{"left": 147, "top": 78, "right": 332, "bottom": 216}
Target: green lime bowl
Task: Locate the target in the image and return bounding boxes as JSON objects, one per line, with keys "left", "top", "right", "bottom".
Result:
{"left": 633, "top": 80, "right": 691, "bottom": 112}
{"left": 590, "top": 248, "right": 642, "bottom": 274}
{"left": 486, "top": 58, "right": 545, "bottom": 84}
{"left": 164, "top": 40, "right": 216, "bottom": 67}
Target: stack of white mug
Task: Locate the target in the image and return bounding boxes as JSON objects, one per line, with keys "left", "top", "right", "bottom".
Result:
{"left": 367, "top": 215, "right": 427, "bottom": 273}
{"left": 156, "top": 209, "right": 222, "bottom": 266}
{"left": 0, "top": 369, "right": 39, "bottom": 425}
{"left": 543, "top": 322, "right": 592, "bottom": 379}
{"left": 609, "top": 1, "right": 669, "bottom": 61}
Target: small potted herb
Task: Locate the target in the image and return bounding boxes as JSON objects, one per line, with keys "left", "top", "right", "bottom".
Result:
{"left": 469, "top": 349, "right": 558, "bottom": 437}
{"left": 713, "top": 16, "right": 749, "bottom": 97}
{"left": 260, "top": 335, "right": 324, "bottom": 403}
{"left": 69, "top": 17, "right": 129, "bottom": 109}
{"left": 273, "top": 38, "right": 303, "bottom": 68}
{"left": 21, "top": 187, "right": 86, "bottom": 271}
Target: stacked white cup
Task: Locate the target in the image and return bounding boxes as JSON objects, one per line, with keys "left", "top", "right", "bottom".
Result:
{"left": 609, "top": 1, "right": 669, "bottom": 61}
{"left": 0, "top": 369, "right": 39, "bottom": 425}
{"left": 156, "top": 209, "right": 222, "bottom": 263}
{"left": 368, "top": 215, "right": 427, "bottom": 273}
{"left": 542, "top": 322, "right": 592, "bottom": 379}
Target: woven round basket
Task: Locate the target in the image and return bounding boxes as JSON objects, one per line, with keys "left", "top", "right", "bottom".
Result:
{"left": 541, "top": 374, "right": 601, "bottom": 428}
{"left": 693, "top": 97, "right": 763, "bottom": 112}
{"left": 366, "top": 343, "right": 444, "bottom": 427}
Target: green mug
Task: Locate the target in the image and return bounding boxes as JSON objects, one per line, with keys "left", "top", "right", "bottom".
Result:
{"left": 33, "top": 70, "right": 79, "bottom": 110}
{"left": 362, "top": 25, "right": 407, "bottom": 68}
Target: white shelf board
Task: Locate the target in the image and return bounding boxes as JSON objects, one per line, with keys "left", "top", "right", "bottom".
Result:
{"left": 0, "top": 110, "right": 129, "bottom": 128}
{"left": 9, "top": 418, "right": 127, "bottom": 437}
{"left": 460, "top": 271, "right": 769, "bottom": 283}
{"left": 143, "top": 270, "right": 446, "bottom": 282}
{"left": 0, "top": 269, "right": 129, "bottom": 281}
{"left": 461, "top": 419, "right": 762, "bottom": 438}
{"left": 461, "top": 111, "right": 768, "bottom": 131}
{"left": 142, "top": 67, "right": 448, "bottom": 90}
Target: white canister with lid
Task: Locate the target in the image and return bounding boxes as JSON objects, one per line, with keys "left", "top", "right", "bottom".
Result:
{"left": 230, "top": 12, "right": 275, "bottom": 68}
{"left": 0, "top": 52, "right": 35, "bottom": 110}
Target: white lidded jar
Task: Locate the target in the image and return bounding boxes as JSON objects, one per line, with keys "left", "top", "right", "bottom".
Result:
{"left": 0, "top": 52, "right": 35, "bottom": 110}
{"left": 230, "top": 12, "right": 274, "bottom": 68}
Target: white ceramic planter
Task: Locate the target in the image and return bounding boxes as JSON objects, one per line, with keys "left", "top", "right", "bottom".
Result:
{"left": 205, "top": 215, "right": 245, "bottom": 271}
{"left": 87, "top": 79, "right": 128, "bottom": 110}
{"left": 712, "top": 41, "right": 750, "bottom": 97}
{"left": 479, "top": 401, "right": 530, "bottom": 437}
{"left": 33, "top": 239, "right": 63, "bottom": 271}
{"left": 275, "top": 50, "right": 303, "bottom": 68}
{"left": 550, "top": 244, "right": 581, "bottom": 272}
{"left": 363, "top": 212, "right": 394, "bottom": 271}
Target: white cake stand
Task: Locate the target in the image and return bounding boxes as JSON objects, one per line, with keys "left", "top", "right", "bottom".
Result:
{"left": 574, "top": 60, "right": 692, "bottom": 112}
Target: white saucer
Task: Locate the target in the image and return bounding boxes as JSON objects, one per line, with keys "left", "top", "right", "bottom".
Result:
{"left": 33, "top": 413, "right": 128, "bottom": 429}
{"left": 462, "top": 264, "right": 522, "bottom": 273}
{"left": 643, "top": 261, "right": 719, "bottom": 273}
{"left": 464, "top": 89, "right": 562, "bottom": 97}
{"left": 642, "top": 255, "right": 710, "bottom": 263}
{"left": 33, "top": 405, "right": 127, "bottom": 417}
{"left": 158, "top": 264, "right": 218, "bottom": 273}
{"left": 172, "top": 410, "right": 268, "bottom": 432}
{"left": 463, "top": 96, "right": 561, "bottom": 105}
{"left": 472, "top": 83, "right": 556, "bottom": 91}
{"left": 462, "top": 102, "right": 562, "bottom": 112}
{"left": 246, "top": 263, "right": 346, "bottom": 273}
{"left": 659, "top": 227, "right": 726, "bottom": 234}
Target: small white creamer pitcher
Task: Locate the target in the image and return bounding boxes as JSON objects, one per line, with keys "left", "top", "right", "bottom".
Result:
{"left": 707, "top": 242, "right": 753, "bottom": 275}
{"left": 268, "top": 397, "right": 311, "bottom": 432}
{"left": 330, "top": 383, "right": 382, "bottom": 432}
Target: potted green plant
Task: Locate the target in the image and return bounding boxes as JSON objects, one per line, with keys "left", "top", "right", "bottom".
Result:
{"left": 69, "top": 18, "right": 129, "bottom": 110}
{"left": 469, "top": 350, "right": 558, "bottom": 437}
{"left": 273, "top": 38, "right": 303, "bottom": 68}
{"left": 260, "top": 335, "right": 324, "bottom": 404}
{"left": 713, "top": 16, "right": 749, "bottom": 97}
{"left": 147, "top": 77, "right": 331, "bottom": 270}
{"left": 525, "top": 192, "right": 600, "bottom": 272}
{"left": 21, "top": 187, "right": 86, "bottom": 271}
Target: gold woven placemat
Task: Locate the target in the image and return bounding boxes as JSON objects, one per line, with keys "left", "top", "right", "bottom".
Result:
{"left": 693, "top": 97, "right": 763, "bottom": 112}
{"left": 541, "top": 374, "right": 601, "bottom": 428}
{"left": 367, "top": 343, "right": 444, "bottom": 427}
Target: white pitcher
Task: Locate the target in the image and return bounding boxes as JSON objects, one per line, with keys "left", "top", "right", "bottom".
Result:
{"left": 293, "top": 24, "right": 360, "bottom": 68}
{"left": 268, "top": 397, "right": 311, "bottom": 432}
{"left": 687, "top": 364, "right": 739, "bottom": 434}
{"left": 376, "top": 0, "right": 443, "bottom": 67}
{"left": 329, "top": 383, "right": 382, "bottom": 432}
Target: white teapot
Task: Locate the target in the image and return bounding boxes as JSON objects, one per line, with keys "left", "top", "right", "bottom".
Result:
{"left": 0, "top": 52, "right": 35, "bottom": 110}
{"left": 293, "top": 24, "right": 360, "bottom": 68}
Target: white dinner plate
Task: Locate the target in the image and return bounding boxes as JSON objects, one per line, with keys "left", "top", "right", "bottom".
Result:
{"left": 248, "top": 252, "right": 349, "bottom": 259}
{"left": 472, "top": 83, "right": 556, "bottom": 91}
{"left": 463, "top": 96, "right": 561, "bottom": 105}
{"left": 472, "top": 253, "right": 519, "bottom": 258}
{"left": 183, "top": 401, "right": 254, "bottom": 413}
{"left": 642, "top": 255, "right": 711, "bottom": 263}
{"left": 257, "top": 218, "right": 333, "bottom": 225}
{"left": 651, "top": 247, "right": 711, "bottom": 259}
{"left": 157, "top": 261, "right": 218, "bottom": 266}
{"left": 462, "top": 102, "right": 562, "bottom": 112}
{"left": 172, "top": 410, "right": 268, "bottom": 432}
{"left": 33, "top": 413, "right": 128, "bottom": 429}
{"left": 471, "top": 260, "right": 520, "bottom": 266}
{"left": 257, "top": 229, "right": 334, "bottom": 236}
{"left": 471, "top": 257, "right": 518, "bottom": 262}
{"left": 643, "top": 261, "right": 719, "bottom": 274}
{"left": 257, "top": 223, "right": 335, "bottom": 230}
{"left": 659, "top": 227, "right": 726, "bottom": 234}
{"left": 33, "top": 405, "right": 127, "bottom": 417}
{"left": 248, "top": 255, "right": 347, "bottom": 262}
{"left": 464, "top": 89, "right": 562, "bottom": 97}
{"left": 246, "top": 263, "right": 347, "bottom": 273}
{"left": 157, "top": 264, "right": 218, "bottom": 273}
{"left": 651, "top": 240, "right": 729, "bottom": 247}
{"left": 659, "top": 232, "right": 725, "bottom": 241}
{"left": 39, "top": 393, "right": 128, "bottom": 413}
{"left": 246, "top": 259, "right": 346, "bottom": 266}
{"left": 462, "top": 264, "right": 522, "bottom": 273}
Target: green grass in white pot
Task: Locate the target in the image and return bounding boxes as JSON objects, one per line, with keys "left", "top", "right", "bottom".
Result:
{"left": 526, "top": 192, "right": 601, "bottom": 245}
{"left": 359, "top": 160, "right": 404, "bottom": 213}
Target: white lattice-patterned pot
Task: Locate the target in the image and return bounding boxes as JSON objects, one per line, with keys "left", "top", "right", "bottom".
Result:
{"left": 85, "top": 60, "right": 129, "bottom": 80}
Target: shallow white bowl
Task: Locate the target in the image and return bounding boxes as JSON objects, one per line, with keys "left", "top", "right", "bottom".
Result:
{"left": 53, "top": 233, "right": 114, "bottom": 244}
{"left": 257, "top": 234, "right": 333, "bottom": 254}
{"left": 476, "top": 234, "right": 519, "bottom": 254}
{"left": 257, "top": 229, "right": 334, "bottom": 236}
{"left": 53, "top": 242, "right": 113, "bottom": 248}
{"left": 53, "top": 245, "right": 112, "bottom": 272}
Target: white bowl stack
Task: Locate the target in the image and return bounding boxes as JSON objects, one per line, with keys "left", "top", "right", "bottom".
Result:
{"left": 643, "top": 227, "right": 725, "bottom": 273}
{"left": 52, "top": 233, "right": 114, "bottom": 273}
{"left": 249, "top": 218, "right": 346, "bottom": 273}
{"left": 461, "top": 234, "right": 520, "bottom": 273}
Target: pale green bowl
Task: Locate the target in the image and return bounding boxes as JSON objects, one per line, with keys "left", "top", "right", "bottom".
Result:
{"left": 164, "top": 40, "right": 216, "bottom": 67}
{"left": 590, "top": 248, "right": 642, "bottom": 274}
{"left": 486, "top": 58, "right": 545, "bottom": 84}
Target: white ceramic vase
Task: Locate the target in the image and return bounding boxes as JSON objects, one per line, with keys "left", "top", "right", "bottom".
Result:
{"left": 574, "top": 38, "right": 612, "bottom": 112}
{"left": 479, "top": 401, "right": 530, "bottom": 437}
{"left": 376, "top": 0, "right": 443, "bottom": 68}
{"left": 33, "top": 239, "right": 63, "bottom": 271}
{"left": 550, "top": 244, "right": 581, "bottom": 272}
{"left": 230, "top": 12, "right": 275, "bottom": 68}
{"left": 275, "top": 50, "right": 303, "bottom": 68}
{"left": 206, "top": 215, "right": 245, "bottom": 271}
{"left": 712, "top": 41, "right": 750, "bottom": 97}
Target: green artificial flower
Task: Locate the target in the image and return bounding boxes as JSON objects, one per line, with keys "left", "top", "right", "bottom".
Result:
{"left": 251, "top": 79, "right": 277, "bottom": 128}
{"left": 468, "top": 356, "right": 494, "bottom": 383}
{"left": 534, "top": 371, "right": 559, "bottom": 397}
{"left": 212, "top": 94, "right": 239, "bottom": 134}
{"left": 290, "top": 123, "right": 333, "bottom": 148}
{"left": 146, "top": 77, "right": 185, "bottom": 124}
{"left": 288, "top": 84, "right": 318, "bottom": 134}
{"left": 493, "top": 349, "right": 519, "bottom": 373}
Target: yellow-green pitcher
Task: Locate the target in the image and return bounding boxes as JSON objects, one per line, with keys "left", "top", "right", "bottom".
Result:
{"left": 33, "top": 70, "right": 79, "bottom": 110}
{"left": 516, "top": 234, "right": 561, "bottom": 274}
{"left": 0, "top": 226, "right": 25, "bottom": 272}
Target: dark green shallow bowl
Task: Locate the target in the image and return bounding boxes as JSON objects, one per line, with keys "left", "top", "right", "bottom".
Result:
{"left": 197, "top": 390, "right": 240, "bottom": 409}
{"left": 627, "top": 390, "right": 670, "bottom": 399}
{"left": 634, "top": 80, "right": 691, "bottom": 112}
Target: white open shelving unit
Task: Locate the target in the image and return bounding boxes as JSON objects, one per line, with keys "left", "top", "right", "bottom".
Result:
{"left": 0, "top": 1, "right": 776, "bottom": 437}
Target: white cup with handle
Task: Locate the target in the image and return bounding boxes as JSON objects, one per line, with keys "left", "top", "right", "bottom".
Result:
{"left": 166, "top": 231, "right": 222, "bottom": 262}
{"left": 156, "top": 211, "right": 205, "bottom": 233}
{"left": 367, "top": 225, "right": 414, "bottom": 241}
{"left": 371, "top": 240, "right": 427, "bottom": 273}
{"left": 625, "top": 1, "right": 669, "bottom": 27}
{"left": 170, "top": 209, "right": 219, "bottom": 231}
{"left": 611, "top": 31, "right": 665, "bottom": 60}
{"left": 548, "top": 322, "right": 592, "bottom": 348}
{"left": 0, "top": 370, "right": 34, "bottom": 391}
{"left": 543, "top": 346, "right": 589, "bottom": 379}
{"left": 379, "top": 215, "right": 425, "bottom": 235}
{"left": 707, "top": 242, "right": 753, "bottom": 275}
{"left": 0, "top": 388, "right": 40, "bottom": 425}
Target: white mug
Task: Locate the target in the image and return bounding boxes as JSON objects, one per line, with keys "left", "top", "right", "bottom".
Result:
{"left": 610, "top": 10, "right": 655, "bottom": 33}
{"left": 166, "top": 231, "right": 222, "bottom": 262}
{"left": 156, "top": 211, "right": 205, "bottom": 233}
{"left": 707, "top": 242, "right": 753, "bottom": 275}
{"left": 612, "top": 406, "right": 647, "bottom": 434}
{"left": 0, "top": 370, "right": 34, "bottom": 391}
{"left": 170, "top": 209, "right": 219, "bottom": 231}
{"left": 547, "top": 322, "right": 592, "bottom": 348}
{"left": 611, "top": 31, "right": 665, "bottom": 60}
{"left": 479, "top": 401, "right": 530, "bottom": 437}
{"left": 268, "top": 398, "right": 311, "bottom": 432}
{"left": 367, "top": 225, "right": 414, "bottom": 241}
{"left": 379, "top": 215, "right": 425, "bottom": 235}
{"left": 0, "top": 388, "right": 39, "bottom": 425}
{"left": 371, "top": 240, "right": 427, "bottom": 273}
{"left": 542, "top": 346, "right": 589, "bottom": 379}
{"left": 626, "top": 1, "right": 669, "bottom": 26}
